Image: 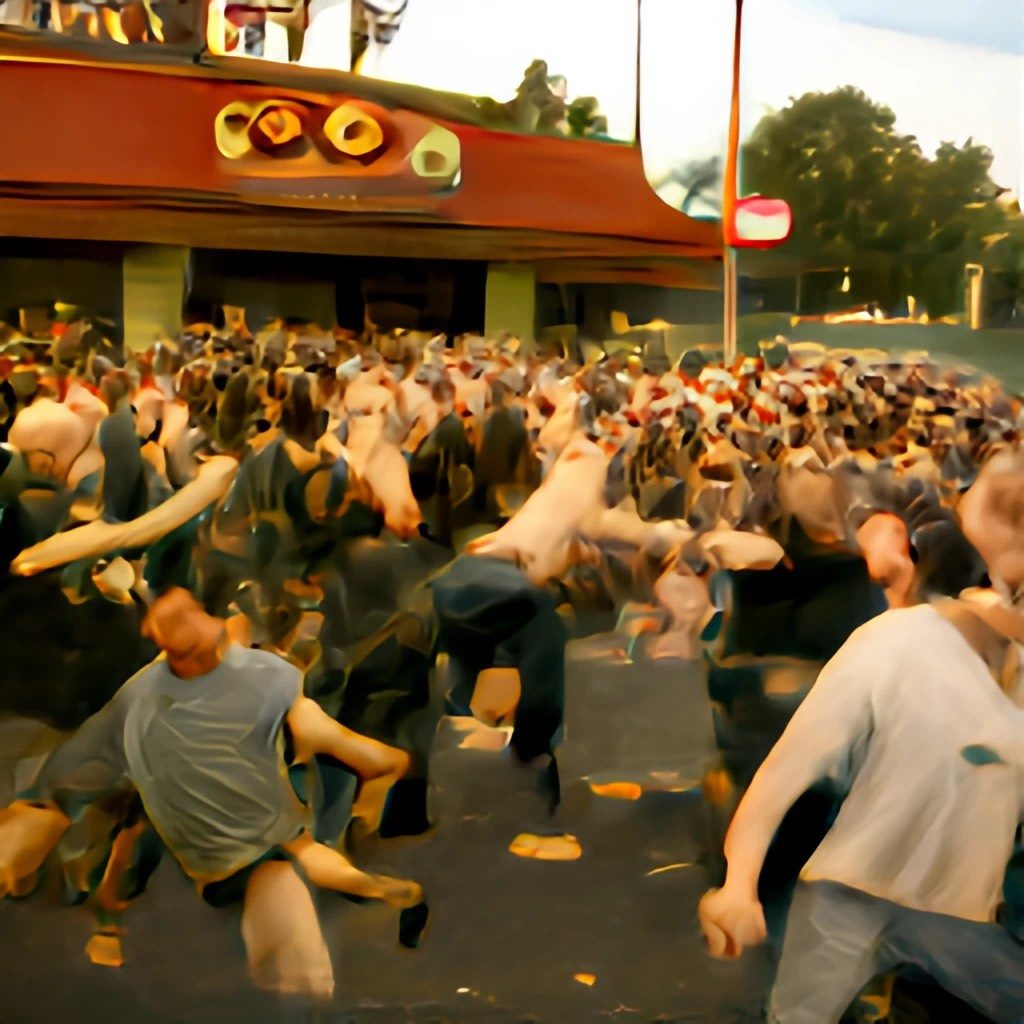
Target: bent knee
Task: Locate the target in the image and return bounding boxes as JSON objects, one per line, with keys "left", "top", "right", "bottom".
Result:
{"left": 241, "top": 860, "right": 335, "bottom": 1000}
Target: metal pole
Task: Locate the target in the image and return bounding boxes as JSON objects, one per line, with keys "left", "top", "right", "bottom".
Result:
{"left": 722, "top": 0, "right": 744, "bottom": 363}
{"left": 724, "top": 247, "right": 737, "bottom": 363}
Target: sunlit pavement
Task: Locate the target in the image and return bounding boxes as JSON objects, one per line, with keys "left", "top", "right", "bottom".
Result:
{"left": 0, "top": 660, "right": 774, "bottom": 1024}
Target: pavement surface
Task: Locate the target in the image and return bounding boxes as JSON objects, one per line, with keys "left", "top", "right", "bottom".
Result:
{"left": 0, "top": 657, "right": 781, "bottom": 1024}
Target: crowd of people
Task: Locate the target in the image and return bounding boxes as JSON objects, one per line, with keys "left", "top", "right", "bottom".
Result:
{"left": 0, "top": 308, "right": 1021, "bottom": 1019}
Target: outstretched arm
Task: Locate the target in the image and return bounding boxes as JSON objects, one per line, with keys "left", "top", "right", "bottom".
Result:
{"left": 700, "top": 629, "right": 878, "bottom": 957}
{"left": 287, "top": 696, "right": 407, "bottom": 776}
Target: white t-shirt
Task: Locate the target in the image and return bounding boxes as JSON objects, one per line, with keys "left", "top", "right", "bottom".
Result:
{"left": 774, "top": 604, "right": 1024, "bottom": 922}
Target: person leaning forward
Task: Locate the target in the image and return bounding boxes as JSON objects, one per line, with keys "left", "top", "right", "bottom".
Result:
{"left": 699, "top": 451, "right": 1024, "bottom": 1024}
{"left": 0, "top": 587, "right": 427, "bottom": 999}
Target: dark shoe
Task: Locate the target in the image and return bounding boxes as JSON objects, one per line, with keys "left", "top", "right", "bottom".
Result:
{"left": 398, "top": 901, "right": 430, "bottom": 949}
{"left": 379, "top": 777, "right": 432, "bottom": 839}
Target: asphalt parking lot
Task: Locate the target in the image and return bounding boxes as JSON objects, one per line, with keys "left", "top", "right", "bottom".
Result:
{"left": 0, "top": 658, "right": 777, "bottom": 1024}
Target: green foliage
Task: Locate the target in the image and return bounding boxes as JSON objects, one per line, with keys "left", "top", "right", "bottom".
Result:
{"left": 741, "top": 86, "right": 1023, "bottom": 318}
{"left": 567, "top": 96, "right": 609, "bottom": 140}
{"left": 490, "top": 60, "right": 608, "bottom": 139}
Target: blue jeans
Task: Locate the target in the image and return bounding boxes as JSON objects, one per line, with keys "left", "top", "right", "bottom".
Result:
{"left": 429, "top": 555, "right": 567, "bottom": 763}
{"left": 770, "top": 881, "right": 1024, "bottom": 1024}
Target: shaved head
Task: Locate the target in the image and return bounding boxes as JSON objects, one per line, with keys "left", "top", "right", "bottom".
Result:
{"left": 142, "top": 587, "right": 228, "bottom": 678}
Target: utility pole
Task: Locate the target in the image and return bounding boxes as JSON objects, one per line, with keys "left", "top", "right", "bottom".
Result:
{"left": 723, "top": 248, "right": 738, "bottom": 363}
{"left": 722, "top": 0, "right": 744, "bottom": 363}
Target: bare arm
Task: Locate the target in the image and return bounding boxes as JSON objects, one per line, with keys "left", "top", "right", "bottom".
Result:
{"left": 720, "top": 743, "right": 827, "bottom": 900}
{"left": 725, "top": 644, "right": 874, "bottom": 888}
{"left": 2, "top": 692, "right": 132, "bottom": 893}
{"left": 701, "top": 627, "right": 878, "bottom": 956}
{"left": 286, "top": 696, "right": 408, "bottom": 781}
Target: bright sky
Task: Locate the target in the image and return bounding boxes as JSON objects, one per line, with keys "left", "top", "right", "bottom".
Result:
{"left": 642, "top": 0, "right": 1023, "bottom": 210}
{"left": 373, "top": 0, "right": 639, "bottom": 143}
{"left": 813, "top": 0, "right": 1024, "bottom": 55}
{"left": 370, "top": 0, "right": 1023, "bottom": 203}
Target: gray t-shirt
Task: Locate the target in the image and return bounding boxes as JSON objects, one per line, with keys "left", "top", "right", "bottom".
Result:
{"left": 33, "top": 645, "right": 310, "bottom": 884}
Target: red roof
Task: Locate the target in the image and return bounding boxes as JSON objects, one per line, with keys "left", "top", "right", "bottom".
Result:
{"left": 0, "top": 34, "right": 720, "bottom": 263}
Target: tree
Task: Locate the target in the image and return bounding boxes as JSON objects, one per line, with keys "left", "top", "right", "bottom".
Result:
{"left": 476, "top": 61, "right": 608, "bottom": 140}
{"left": 740, "top": 86, "right": 1023, "bottom": 317}
{"left": 503, "top": 60, "right": 567, "bottom": 133}
{"left": 566, "top": 96, "right": 609, "bottom": 140}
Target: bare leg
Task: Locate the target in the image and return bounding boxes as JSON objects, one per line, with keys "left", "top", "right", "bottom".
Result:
{"left": 241, "top": 860, "right": 335, "bottom": 1000}
{"left": 84, "top": 819, "right": 150, "bottom": 968}
{"left": 349, "top": 761, "right": 408, "bottom": 838}
{"left": 283, "top": 832, "right": 422, "bottom": 908}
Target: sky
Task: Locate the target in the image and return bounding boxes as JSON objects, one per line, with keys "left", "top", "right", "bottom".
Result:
{"left": 642, "top": 0, "right": 1023, "bottom": 212}
{"left": 811, "top": 0, "right": 1024, "bottom": 55}
{"left": 365, "top": 0, "right": 1022, "bottom": 205}
{"left": 370, "top": 0, "right": 639, "bottom": 142}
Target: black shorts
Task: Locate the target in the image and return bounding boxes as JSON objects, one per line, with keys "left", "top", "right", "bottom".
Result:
{"left": 200, "top": 723, "right": 310, "bottom": 908}
{"left": 200, "top": 847, "right": 294, "bottom": 908}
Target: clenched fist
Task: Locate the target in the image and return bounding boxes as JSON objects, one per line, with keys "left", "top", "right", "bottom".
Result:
{"left": 0, "top": 801, "right": 70, "bottom": 897}
{"left": 698, "top": 885, "right": 767, "bottom": 959}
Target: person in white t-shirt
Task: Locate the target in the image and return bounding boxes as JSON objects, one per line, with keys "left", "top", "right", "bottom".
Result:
{"left": 699, "top": 451, "right": 1024, "bottom": 1024}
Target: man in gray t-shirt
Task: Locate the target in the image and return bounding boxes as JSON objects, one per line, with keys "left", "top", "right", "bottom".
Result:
{"left": 1, "top": 587, "right": 426, "bottom": 998}
{"left": 119, "top": 643, "right": 310, "bottom": 884}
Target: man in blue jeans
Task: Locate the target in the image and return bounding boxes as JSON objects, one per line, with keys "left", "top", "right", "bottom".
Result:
{"left": 430, "top": 553, "right": 567, "bottom": 766}
{"left": 426, "top": 432, "right": 611, "bottom": 812}
{"left": 699, "top": 451, "right": 1024, "bottom": 1024}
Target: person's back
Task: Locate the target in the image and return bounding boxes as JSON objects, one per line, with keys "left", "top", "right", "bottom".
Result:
{"left": 477, "top": 403, "right": 527, "bottom": 492}
{"left": 120, "top": 645, "right": 309, "bottom": 884}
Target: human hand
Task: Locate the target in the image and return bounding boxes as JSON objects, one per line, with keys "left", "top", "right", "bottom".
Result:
{"left": 0, "top": 801, "right": 70, "bottom": 897}
{"left": 698, "top": 885, "right": 767, "bottom": 959}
